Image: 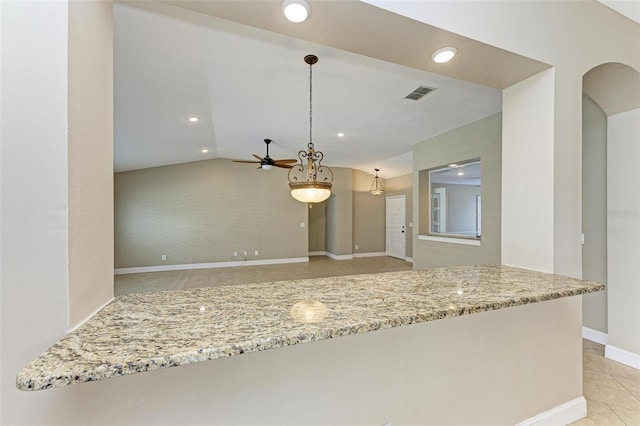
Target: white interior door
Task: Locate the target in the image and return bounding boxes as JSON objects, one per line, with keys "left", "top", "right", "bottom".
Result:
{"left": 386, "top": 195, "right": 406, "bottom": 259}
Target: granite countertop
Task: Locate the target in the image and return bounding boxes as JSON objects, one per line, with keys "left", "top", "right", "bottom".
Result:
{"left": 17, "top": 265, "right": 604, "bottom": 391}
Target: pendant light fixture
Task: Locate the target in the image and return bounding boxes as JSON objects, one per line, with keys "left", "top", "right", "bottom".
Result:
{"left": 369, "top": 168, "right": 384, "bottom": 195}
{"left": 288, "top": 55, "right": 333, "bottom": 204}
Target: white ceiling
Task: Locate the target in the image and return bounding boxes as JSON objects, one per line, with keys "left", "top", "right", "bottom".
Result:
{"left": 598, "top": 0, "right": 640, "bottom": 24}
{"left": 113, "top": 1, "right": 504, "bottom": 178}
{"left": 430, "top": 162, "right": 481, "bottom": 186}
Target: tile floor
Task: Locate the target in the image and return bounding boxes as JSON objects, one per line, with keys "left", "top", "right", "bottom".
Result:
{"left": 114, "top": 255, "right": 412, "bottom": 296}
{"left": 115, "top": 256, "right": 639, "bottom": 425}
{"left": 571, "top": 339, "right": 640, "bottom": 425}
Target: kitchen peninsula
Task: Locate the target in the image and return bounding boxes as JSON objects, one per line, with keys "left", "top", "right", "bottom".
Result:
{"left": 18, "top": 265, "right": 603, "bottom": 425}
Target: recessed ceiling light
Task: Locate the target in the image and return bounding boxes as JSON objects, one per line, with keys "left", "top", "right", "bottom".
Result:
{"left": 457, "top": 172, "right": 464, "bottom": 176}
{"left": 448, "top": 163, "right": 458, "bottom": 167}
{"left": 189, "top": 116, "right": 199, "bottom": 122}
{"left": 432, "top": 47, "right": 458, "bottom": 64}
{"left": 201, "top": 149, "right": 209, "bottom": 153}
{"left": 337, "top": 132, "right": 345, "bottom": 137}
{"left": 282, "top": 0, "right": 310, "bottom": 23}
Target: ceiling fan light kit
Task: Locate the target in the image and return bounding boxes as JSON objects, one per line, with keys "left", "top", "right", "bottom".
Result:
{"left": 232, "top": 139, "right": 297, "bottom": 170}
{"left": 287, "top": 54, "right": 333, "bottom": 204}
{"left": 369, "top": 168, "right": 384, "bottom": 195}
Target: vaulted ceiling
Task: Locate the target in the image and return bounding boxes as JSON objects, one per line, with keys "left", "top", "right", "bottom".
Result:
{"left": 114, "top": 1, "right": 550, "bottom": 178}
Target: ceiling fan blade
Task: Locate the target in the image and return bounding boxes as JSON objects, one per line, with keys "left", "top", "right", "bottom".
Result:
{"left": 232, "top": 160, "right": 261, "bottom": 164}
{"left": 274, "top": 159, "right": 297, "bottom": 163}
{"left": 252, "top": 154, "right": 264, "bottom": 161}
{"left": 274, "top": 163, "right": 294, "bottom": 169}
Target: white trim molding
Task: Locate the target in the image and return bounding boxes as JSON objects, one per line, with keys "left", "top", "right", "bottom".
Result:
{"left": 352, "top": 252, "right": 387, "bottom": 258}
{"left": 516, "top": 397, "right": 586, "bottom": 426}
{"left": 605, "top": 345, "right": 640, "bottom": 370}
{"left": 114, "top": 257, "right": 309, "bottom": 275}
{"left": 418, "top": 234, "right": 481, "bottom": 246}
{"left": 325, "top": 252, "right": 354, "bottom": 261}
{"left": 582, "top": 327, "right": 608, "bottom": 345}
{"left": 405, "top": 257, "right": 413, "bottom": 263}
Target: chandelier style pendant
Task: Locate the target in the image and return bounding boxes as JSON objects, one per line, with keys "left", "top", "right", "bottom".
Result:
{"left": 288, "top": 55, "right": 333, "bottom": 204}
{"left": 369, "top": 168, "right": 384, "bottom": 195}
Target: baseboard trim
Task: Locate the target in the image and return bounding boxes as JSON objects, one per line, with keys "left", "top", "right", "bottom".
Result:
{"left": 405, "top": 257, "right": 413, "bottom": 263}
{"left": 605, "top": 344, "right": 640, "bottom": 370}
{"left": 114, "top": 257, "right": 310, "bottom": 275}
{"left": 515, "top": 396, "right": 586, "bottom": 426}
{"left": 352, "top": 252, "right": 387, "bottom": 258}
{"left": 325, "top": 252, "right": 354, "bottom": 260}
{"left": 582, "top": 326, "right": 608, "bottom": 345}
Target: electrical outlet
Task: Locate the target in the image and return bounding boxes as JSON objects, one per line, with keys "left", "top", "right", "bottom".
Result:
{"left": 355, "top": 244, "right": 358, "bottom": 250}
{"left": 409, "top": 222, "right": 413, "bottom": 227}
{"left": 581, "top": 233, "right": 585, "bottom": 245}
{"left": 300, "top": 222, "right": 306, "bottom": 228}
{"left": 254, "top": 250, "right": 259, "bottom": 256}
{"left": 161, "top": 254, "right": 167, "bottom": 261}
{"left": 233, "top": 251, "right": 237, "bottom": 257}
{"left": 243, "top": 251, "right": 248, "bottom": 256}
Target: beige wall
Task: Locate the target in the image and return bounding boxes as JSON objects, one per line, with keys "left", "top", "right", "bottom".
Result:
{"left": 308, "top": 202, "right": 326, "bottom": 252}
{"left": 582, "top": 94, "right": 608, "bottom": 333}
{"left": 325, "top": 167, "right": 353, "bottom": 256}
{"left": 368, "top": 0, "right": 640, "bottom": 280}
{"left": 413, "top": 113, "right": 502, "bottom": 269}
{"left": 385, "top": 173, "right": 413, "bottom": 258}
{"left": 607, "top": 108, "right": 640, "bottom": 355}
{"left": 432, "top": 183, "right": 481, "bottom": 235}
{"left": 114, "top": 159, "right": 308, "bottom": 268}
{"left": 67, "top": 1, "right": 114, "bottom": 328}
{"left": 352, "top": 169, "right": 385, "bottom": 254}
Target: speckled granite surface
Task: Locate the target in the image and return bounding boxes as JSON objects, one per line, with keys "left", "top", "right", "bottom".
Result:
{"left": 17, "top": 265, "right": 604, "bottom": 391}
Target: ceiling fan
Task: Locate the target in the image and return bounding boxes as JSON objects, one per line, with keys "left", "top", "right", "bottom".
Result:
{"left": 233, "top": 139, "right": 297, "bottom": 170}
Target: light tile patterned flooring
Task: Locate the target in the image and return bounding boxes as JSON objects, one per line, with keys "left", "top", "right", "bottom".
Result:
{"left": 114, "top": 255, "right": 413, "bottom": 296}
{"left": 571, "top": 340, "right": 640, "bottom": 425}
{"left": 115, "top": 256, "right": 639, "bottom": 425}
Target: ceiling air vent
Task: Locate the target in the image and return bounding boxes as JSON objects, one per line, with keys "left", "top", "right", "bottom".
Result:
{"left": 404, "top": 85, "right": 436, "bottom": 101}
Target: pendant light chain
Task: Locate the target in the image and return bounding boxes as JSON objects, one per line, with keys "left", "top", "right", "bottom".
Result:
{"left": 308, "top": 60, "right": 313, "bottom": 150}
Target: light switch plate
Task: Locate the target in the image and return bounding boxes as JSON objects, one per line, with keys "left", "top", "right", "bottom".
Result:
{"left": 300, "top": 222, "right": 305, "bottom": 228}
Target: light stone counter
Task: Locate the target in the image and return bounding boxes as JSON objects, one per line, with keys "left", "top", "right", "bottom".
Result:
{"left": 17, "top": 265, "right": 604, "bottom": 391}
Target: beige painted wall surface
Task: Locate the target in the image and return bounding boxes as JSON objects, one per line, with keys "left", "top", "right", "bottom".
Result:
{"left": 367, "top": 0, "right": 639, "bottom": 280}
{"left": 413, "top": 113, "right": 502, "bottom": 269}
{"left": 352, "top": 169, "right": 385, "bottom": 254}
{"left": 308, "top": 202, "right": 326, "bottom": 252}
{"left": 114, "top": 159, "right": 308, "bottom": 268}
{"left": 607, "top": 108, "right": 640, "bottom": 355}
{"left": 68, "top": 0, "right": 114, "bottom": 328}
{"left": 433, "top": 183, "right": 481, "bottom": 235}
{"left": 386, "top": 173, "right": 413, "bottom": 258}
{"left": 582, "top": 94, "right": 608, "bottom": 333}
{"left": 325, "top": 167, "right": 353, "bottom": 256}
{"left": 502, "top": 69, "right": 555, "bottom": 272}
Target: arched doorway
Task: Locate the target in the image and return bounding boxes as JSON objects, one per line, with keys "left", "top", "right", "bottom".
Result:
{"left": 582, "top": 62, "right": 640, "bottom": 368}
